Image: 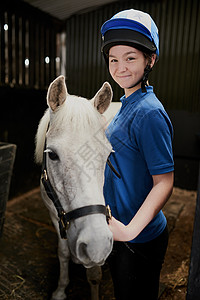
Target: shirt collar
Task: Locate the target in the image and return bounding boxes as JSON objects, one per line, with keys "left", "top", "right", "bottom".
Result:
{"left": 120, "top": 86, "right": 153, "bottom": 105}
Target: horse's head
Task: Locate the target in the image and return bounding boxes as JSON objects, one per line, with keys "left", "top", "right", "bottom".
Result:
{"left": 35, "top": 76, "right": 113, "bottom": 267}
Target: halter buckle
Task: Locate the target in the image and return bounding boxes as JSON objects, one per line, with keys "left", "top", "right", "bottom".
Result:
{"left": 106, "top": 205, "right": 112, "bottom": 223}
{"left": 60, "top": 211, "right": 70, "bottom": 230}
{"left": 41, "top": 169, "right": 48, "bottom": 181}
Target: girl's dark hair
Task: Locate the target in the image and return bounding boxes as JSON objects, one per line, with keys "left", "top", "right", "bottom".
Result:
{"left": 143, "top": 52, "right": 154, "bottom": 66}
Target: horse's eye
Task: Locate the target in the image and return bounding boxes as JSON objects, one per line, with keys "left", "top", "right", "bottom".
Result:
{"left": 44, "top": 148, "right": 59, "bottom": 161}
{"left": 48, "top": 151, "right": 59, "bottom": 161}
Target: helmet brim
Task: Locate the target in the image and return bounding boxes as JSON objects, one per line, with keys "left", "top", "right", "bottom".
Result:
{"left": 101, "top": 29, "right": 156, "bottom": 55}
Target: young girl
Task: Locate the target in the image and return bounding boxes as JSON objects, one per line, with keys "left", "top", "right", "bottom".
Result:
{"left": 101, "top": 9, "right": 174, "bottom": 300}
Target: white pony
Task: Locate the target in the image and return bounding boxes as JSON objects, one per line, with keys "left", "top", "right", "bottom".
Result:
{"left": 35, "top": 76, "right": 113, "bottom": 300}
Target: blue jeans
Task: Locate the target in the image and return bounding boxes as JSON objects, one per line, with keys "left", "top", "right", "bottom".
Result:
{"left": 107, "top": 225, "right": 169, "bottom": 300}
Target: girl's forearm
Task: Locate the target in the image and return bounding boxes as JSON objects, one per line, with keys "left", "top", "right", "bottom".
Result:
{"left": 126, "top": 172, "right": 173, "bottom": 240}
{"left": 110, "top": 172, "right": 174, "bottom": 242}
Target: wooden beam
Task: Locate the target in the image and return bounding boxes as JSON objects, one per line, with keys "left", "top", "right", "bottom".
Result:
{"left": 186, "top": 162, "right": 200, "bottom": 299}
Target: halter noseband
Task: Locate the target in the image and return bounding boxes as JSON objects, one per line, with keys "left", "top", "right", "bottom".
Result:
{"left": 41, "top": 136, "right": 119, "bottom": 239}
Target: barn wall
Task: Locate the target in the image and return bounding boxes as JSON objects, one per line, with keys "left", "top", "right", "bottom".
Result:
{"left": 0, "top": 1, "right": 64, "bottom": 197}
{"left": 65, "top": 0, "right": 200, "bottom": 189}
{"left": 0, "top": 0, "right": 64, "bottom": 89}
{"left": 0, "top": 87, "right": 47, "bottom": 197}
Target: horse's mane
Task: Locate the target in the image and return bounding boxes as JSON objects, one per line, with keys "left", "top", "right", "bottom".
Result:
{"left": 35, "top": 108, "right": 50, "bottom": 165}
{"left": 35, "top": 95, "right": 102, "bottom": 164}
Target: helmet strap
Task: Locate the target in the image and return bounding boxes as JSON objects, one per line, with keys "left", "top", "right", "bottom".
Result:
{"left": 141, "top": 64, "right": 152, "bottom": 93}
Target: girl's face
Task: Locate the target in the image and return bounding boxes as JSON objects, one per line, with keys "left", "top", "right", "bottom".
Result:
{"left": 109, "top": 45, "right": 152, "bottom": 97}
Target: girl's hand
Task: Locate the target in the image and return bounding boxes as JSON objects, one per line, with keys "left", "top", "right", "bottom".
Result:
{"left": 108, "top": 216, "right": 131, "bottom": 241}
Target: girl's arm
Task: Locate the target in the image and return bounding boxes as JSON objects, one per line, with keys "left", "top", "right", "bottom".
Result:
{"left": 108, "top": 171, "right": 174, "bottom": 241}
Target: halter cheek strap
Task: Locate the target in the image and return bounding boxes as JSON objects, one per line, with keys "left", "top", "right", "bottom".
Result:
{"left": 41, "top": 137, "right": 119, "bottom": 239}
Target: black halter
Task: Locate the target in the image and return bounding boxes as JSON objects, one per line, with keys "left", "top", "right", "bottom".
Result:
{"left": 41, "top": 137, "right": 120, "bottom": 239}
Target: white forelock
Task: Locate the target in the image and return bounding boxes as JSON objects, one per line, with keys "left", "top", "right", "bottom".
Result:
{"left": 35, "top": 94, "right": 103, "bottom": 164}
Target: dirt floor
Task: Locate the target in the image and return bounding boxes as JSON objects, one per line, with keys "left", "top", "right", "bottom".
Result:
{"left": 160, "top": 188, "right": 197, "bottom": 300}
{"left": 0, "top": 186, "right": 197, "bottom": 299}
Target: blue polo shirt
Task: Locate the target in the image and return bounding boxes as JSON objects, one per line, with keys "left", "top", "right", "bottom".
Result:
{"left": 104, "top": 86, "right": 174, "bottom": 243}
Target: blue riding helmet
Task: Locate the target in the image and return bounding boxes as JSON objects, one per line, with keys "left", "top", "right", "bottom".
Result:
{"left": 101, "top": 9, "right": 159, "bottom": 58}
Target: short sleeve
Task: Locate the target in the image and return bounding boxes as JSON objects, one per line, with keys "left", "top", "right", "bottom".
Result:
{"left": 135, "top": 109, "right": 174, "bottom": 175}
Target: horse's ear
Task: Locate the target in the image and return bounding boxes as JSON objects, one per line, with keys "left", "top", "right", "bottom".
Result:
{"left": 91, "top": 82, "right": 113, "bottom": 114}
{"left": 47, "top": 75, "right": 68, "bottom": 111}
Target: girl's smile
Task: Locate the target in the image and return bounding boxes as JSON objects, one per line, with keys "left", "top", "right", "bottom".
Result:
{"left": 109, "top": 45, "right": 150, "bottom": 97}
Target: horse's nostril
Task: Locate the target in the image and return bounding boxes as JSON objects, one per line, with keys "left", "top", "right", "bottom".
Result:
{"left": 78, "top": 242, "right": 88, "bottom": 258}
